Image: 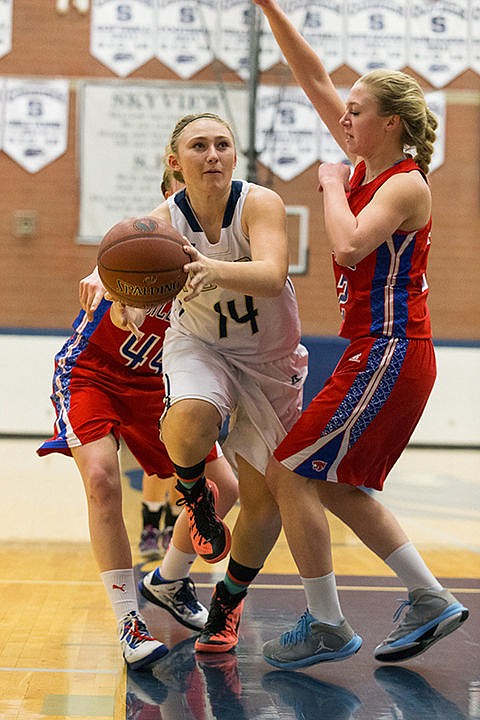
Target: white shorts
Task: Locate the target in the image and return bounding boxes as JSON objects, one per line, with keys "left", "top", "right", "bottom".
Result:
{"left": 161, "top": 327, "right": 308, "bottom": 474}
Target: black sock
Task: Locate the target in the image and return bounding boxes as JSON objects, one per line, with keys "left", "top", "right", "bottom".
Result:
{"left": 142, "top": 502, "right": 163, "bottom": 529}
{"left": 223, "top": 557, "right": 262, "bottom": 595}
{"left": 174, "top": 460, "right": 206, "bottom": 490}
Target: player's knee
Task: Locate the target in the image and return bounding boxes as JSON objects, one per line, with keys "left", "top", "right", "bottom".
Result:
{"left": 162, "top": 399, "right": 221, "bottom": 463}
{"left": 84, "top": 467, "right": 121, "bottom": 508}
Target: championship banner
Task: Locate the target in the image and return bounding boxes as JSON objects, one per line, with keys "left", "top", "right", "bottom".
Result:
{"left": 78, "top": 81, "right": 248, "bottom": 243}
{"left": 469, "top": 1, "right": 480, "bottom": 76}
{"left": 90, "top": 0, "right": 155, "bottom": 77}
{"left": 155, "top": 0, "right": 216, "bottom": 78}
{"left": 285, "top": 0, "right": 345, "bottom": 74}
{"left": 0, "top": 0, "right": 12, "bottom": 60}
{"left": 407, "top": 1, "right": 469, "bottom": 88}
{"left": 345, "top": 0, "right": 407, "bottom": 74}
{"left": 2, "top": 78, "right": 69, "bottom": 173}
{"left": 256, "top": 85, "right": 321, "bottom": 181}
{"left": 216, "top": 0, "right": 251, "bottom": 79}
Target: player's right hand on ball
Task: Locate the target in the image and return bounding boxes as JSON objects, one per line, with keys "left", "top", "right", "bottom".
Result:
{"left": 79, "top": 266, "right": 105, "bottom": 322}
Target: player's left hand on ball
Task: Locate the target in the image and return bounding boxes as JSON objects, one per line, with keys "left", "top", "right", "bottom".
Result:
{"left": 108, "top": 297, "right": 145, "bottom": 339}
{"left": 182, "top": 243, "right": 217, "bottom": 301}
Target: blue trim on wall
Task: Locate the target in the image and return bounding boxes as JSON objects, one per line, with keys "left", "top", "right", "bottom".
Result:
{"left": 1, "top": 327, "right": 479, "bottom": 409}
{"left": 0, "top": 327, "right": 72, "bottom": 336}
{"left": 1, "top": 327, "right": 479, "bottom": 347}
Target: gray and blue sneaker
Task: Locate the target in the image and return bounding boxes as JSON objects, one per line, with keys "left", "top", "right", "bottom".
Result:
{"left": 139, "top": 569, "right": 208, "bottom": 631}
{"left": 374, "top": 587, "right": 469, "bottom": 662}
{"left": 263, "top": 611, "right": 362, "bottom": 669}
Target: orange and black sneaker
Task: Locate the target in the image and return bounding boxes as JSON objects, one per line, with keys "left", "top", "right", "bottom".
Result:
{"left": 175, "top": 478, "right": 231, "bottom": 563}
{"left": 194, "top": 581, "right": 247, "bottom": 653}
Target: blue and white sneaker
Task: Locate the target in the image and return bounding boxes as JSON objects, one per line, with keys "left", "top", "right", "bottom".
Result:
{"left": 374, "top": 588, "right": 469, "bottom": 662}
{"left": 118, "top": 610, "right": 169, "bottom": 670}
{"left": 263, "top": 611, "right": 362, "bottom": 669}
{"left": 139, "top": 570, "right": 208, "bottom": 631}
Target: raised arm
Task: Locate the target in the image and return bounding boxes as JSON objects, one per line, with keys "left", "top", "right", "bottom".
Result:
{"left": 253, "top": 0, "right": 349, "bottom": 157}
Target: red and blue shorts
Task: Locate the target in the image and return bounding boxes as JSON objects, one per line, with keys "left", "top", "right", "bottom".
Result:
{"left": 274, "top": 336, "right": 436, "bottom": 491}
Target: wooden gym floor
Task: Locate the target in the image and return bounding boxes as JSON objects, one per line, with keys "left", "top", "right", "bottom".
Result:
{"left": 0, "top": 440, "right": 479, "bottom": 719}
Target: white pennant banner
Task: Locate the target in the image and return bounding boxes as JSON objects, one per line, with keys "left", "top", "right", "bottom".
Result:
{"left": 216, "top": 0, "right": 251, "bottom": 79}
{"left": 345, "top": 0, "right": 407, "bottom": 74}
{"left": 407, "top": 0, "right": 469, "bottom": 88}
{"left": 90, "top": 0, "right": 155, "bottom": 77}
{"left": 468, "top": 1, "right": 480, "bottom": 75}
{"left": 256, "top": 85, "right": 321, "bottom": 181}
{"left": 155, "top": 0, "right": 216, "bottom": 78}
{"left": 0, "top": 0, "right": 12, "bottom": 60}
{"left": 285, "top": 0, "right": 345, "bottom": 74}
{"left": 2, "top": 78, "right": 69, "bottom": 173}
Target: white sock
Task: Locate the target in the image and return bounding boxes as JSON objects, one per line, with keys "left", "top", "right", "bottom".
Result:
{"left": 144, "top": 501, "right": 163, "bottom": 512}
{"left": 301, "top": 572, "right": 344, "bottom": 625}
{"left": 160, "top": 544, "right": 197, "bottom": 581}
{"left": 101, "top": 568, "right": 139, "bottom": 623}
{"left": 385, "top": 542, "right": 442, "bottom": 593}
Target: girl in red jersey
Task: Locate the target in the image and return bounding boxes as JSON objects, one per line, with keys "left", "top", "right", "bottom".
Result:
{"left": 253, "top": 0, "right": 468, "bottom": 669}
{"left": 37, "top": 287, "right": 238, "bottom": 670}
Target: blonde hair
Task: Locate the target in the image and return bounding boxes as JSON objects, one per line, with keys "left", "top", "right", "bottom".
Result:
{"left": 167, "top": 113, "right": 236, "bottom": 183}
{"left": 358, "top": 69, "right": 437, "bottom": 174}
{"left": 160, "top": 165, "right": 174, "bottom": 198}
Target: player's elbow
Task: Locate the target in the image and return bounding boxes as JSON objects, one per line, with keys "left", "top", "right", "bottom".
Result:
{"left": 268, "top": 268, "right": 288, "bottom": 296}
{"left": 334, "top": 250, "right": 357, "bottom": 267}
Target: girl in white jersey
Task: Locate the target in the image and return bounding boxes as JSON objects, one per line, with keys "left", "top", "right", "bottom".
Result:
{"left": 116, "top": 113, "right": 308, "bottom": 653}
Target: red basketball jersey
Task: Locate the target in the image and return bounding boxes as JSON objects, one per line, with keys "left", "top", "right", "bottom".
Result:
{"left": 71, "top": 298, "right": 171, "bottom": 376}
{"left": 334, "top": 158, "right": 432, "bottom": 340}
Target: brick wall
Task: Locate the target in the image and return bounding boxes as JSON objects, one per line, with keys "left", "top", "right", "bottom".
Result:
{"left": 0, "top": 0, "right": 479, "bottom": 339}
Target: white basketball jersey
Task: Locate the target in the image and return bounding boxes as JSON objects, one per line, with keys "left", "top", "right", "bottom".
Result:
{"left": 167, "top": 180, "right": 301, "bottom": 363}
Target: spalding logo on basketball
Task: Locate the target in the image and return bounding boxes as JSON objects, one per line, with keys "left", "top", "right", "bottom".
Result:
{"left": 97, "top": 216, "right": 189, "bottom": 307}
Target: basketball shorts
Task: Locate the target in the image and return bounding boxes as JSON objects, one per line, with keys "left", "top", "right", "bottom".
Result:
{"left": 161, "top": 326, "right": 308, "bottom": 474}
{"left": 37, "top": 342, "right": 219, "bottom": 477}
{"left": 274, "top": 336, "right": 436, "bottom": 490}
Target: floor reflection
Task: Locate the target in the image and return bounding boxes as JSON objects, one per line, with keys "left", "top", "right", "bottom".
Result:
{"left": 262, "top": 670, "right": 361, "bottom": 719}
{"left": 127, "top": 643, "right": 477, "bottom": 720}
{"left": 127, "top": 575, "right": 478, "bottom": 720}
{"left": 374, "top": 666, "right": 467, "bottom": 720}
{"left": 127, "top": 637, "right": 362, "bottom": 720}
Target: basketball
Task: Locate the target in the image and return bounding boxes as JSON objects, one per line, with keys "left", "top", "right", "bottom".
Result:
{"left": 97, "top": 216, "right": 189, "bottom": 307}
